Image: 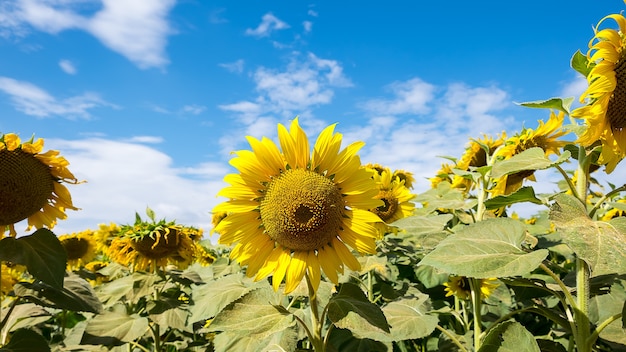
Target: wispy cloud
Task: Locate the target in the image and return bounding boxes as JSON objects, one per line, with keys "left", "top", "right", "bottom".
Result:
{"left": 0, "top": 76, "right": 113, "bottom": 118}
{"left": 181, "top": 104, "right": 206, "bottom": 115}
{"left": 0, "top": 0, "right": 176, "bottom": 69}
{"left": 245, "top": 12, "right": 289, "bottom": 38}
{"left": 59, "top": 59, "right": 77, "bottom": 74}
{"left": 303, "top": 20, "right": 312, "bottom": 33}
{"left": 362, "top": 78, "right": 436, "bottom": 115}
{"left": 219, "top": 59, "right": 245, "bottom": 74}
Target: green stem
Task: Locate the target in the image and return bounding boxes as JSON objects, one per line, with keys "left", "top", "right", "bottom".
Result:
{"left": 588, "top": 312, "right": 622, "bottom": 346}
{"left": 475, "top": 174, "right": 488, "bottom": 222}
{"left": 469, "top": 278, "right": 483, "bottom": 351}
{"left": 555, "top": 164, "right": 579, "bottom": 200}
{"left": 306, "top": 273, "right": 325, "bottom": 352}
{"left": 435, "top": 325, "right": 468, "bottom": 352}
{"left": 367, "top": 270, "right": 374, "bottom": 302}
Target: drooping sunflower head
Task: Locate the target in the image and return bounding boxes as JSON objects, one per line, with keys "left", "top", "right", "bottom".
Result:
{"left": 214, "top": 118, "right": 383, "bottom": 294}
{"left": 107, "top": 211, "right": 201, "bottom": 272}
{"left": 0, "top": 133, "right": 80, "bottom": 237}
{"left": 367, "top": 167, "right": 416, "bottom": 236}
{"left": 451, "top": 133, "right": 506, "bottom": 191}
{"left": 491, "top": 111, "right": 567, "bottom": 197}
{"left": 571, "top": 11, "right": 626, "bottom": 172}
{"left": 59, "top": 230, "right": 98, "bottom": 270}
{"left": 443, "top": 276, "right": 499, "bottom": 301}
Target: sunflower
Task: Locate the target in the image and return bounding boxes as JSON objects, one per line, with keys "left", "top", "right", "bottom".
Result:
{"left": 213, "top": 118, "right": 383, "bottom": 294}
{"left": 443, "top": 276, "right": 499, "bottom": 300}
{"left": 0, "top": 133, "right": 79, "bottom": 237}
{"left": 59, "top": 230, "right": 98, "bottom": 270}
{"left": 0, "top": 263, "right": 26, "bottom": 296}
{"left": 194, "top": 244, "right": 216, "bottom": 266}
{"left": 83, "top": 260, "right": 110, "bottom": 286}
{"left": 367, "top": 167, "right": 416, "bottom": 236}
{"left": 491, "top": 111, "right": 567, "bottom": 197}
{"left": 571, "top": 11, "right": 626, "bottom": 173}
{"left": 108, "top": 213, "right": 201, "bottom": 272}
{"left": 430, "top": 163, "right": 455, "bottom": 188}
{"left": 600, "top": 199, "right": 626, "bottom": 220}
{"left": 92, "top": 222, "right": 121, "bottom": 253}
{"left": 451, "top": 133, "right": 506, "bottom": 191}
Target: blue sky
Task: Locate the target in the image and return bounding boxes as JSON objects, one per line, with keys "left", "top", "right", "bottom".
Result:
{"left": 1, "top": 0, "right": 624, "bottom": 236}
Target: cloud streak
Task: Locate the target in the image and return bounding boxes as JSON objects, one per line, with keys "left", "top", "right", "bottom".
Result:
{"left": 245, "top": 12, "right": 289, "bottom": 37}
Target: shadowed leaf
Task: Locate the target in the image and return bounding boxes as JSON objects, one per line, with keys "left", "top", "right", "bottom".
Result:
{"left": 327, "top": 283, "right": 390, "bottom": 340}
{"left": 479, "top": 321, "right": 540, "bottom": 352}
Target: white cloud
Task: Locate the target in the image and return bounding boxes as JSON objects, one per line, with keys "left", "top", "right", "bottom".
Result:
{"left": 0, "top": 76, "right": 112, "bottom": 118}
{"left": 245, "top": 12, "right": 289, "bottom": 38}
{"left": 59, "top": 59, "right": 77, "bottom": 74}
{"left": 0, "top": 0, "right": 176, "bottom": 69}
{"left": 363, "top": 78, "right": 436, "bottom": 115}
{"left": 307, "top": 9, "right": 318, "bottom": 17}
{"left": 10, "top": 137, "right": 230, "bottom": 238}
{"left": 181, "top": 104, "right": 206, "bottom": 115}
{"left": 218, "top": 59, "right": 244, "bottom": 74}
{"left": 303, "top": 20, "right": 312, "bottom": 33}
{"left": 560, "top": 74, "right": 587, "bottom": 109}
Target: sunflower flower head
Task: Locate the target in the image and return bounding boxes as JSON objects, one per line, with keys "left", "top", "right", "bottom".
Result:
{"left": 213, "top": 118, "right": 384, "bottom": 294}
{"left": 0, "top": 133, "right": 80, "bottom": 237}
{"left": 601, "top": 198, "right": 626, "bottom": 221}
{"left": 366, "top": 166, "right": 416, "bottom": 236}
{"left": 572, "top": 11, "right": 626, "bottom": 172}
{"left": 451, "top": 133, "right": 506, "bottom": 192}
{"left": 107, "top": 209, "right": 201, "bottom": 272}
{"left": 443, "top": 276, "right": 499, "bottom": 300}
{"left": 1, "top": 263, "right": 27, "bottom": 296}
{"left": 491, "top": 111, "right": 567, "bottom": 197}
{"left": 59, "top": 230, "right": 99, "bottom": 270}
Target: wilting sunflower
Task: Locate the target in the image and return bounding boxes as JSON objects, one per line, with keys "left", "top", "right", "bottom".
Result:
{"left": 108, "top": 213, "right": 201, "bottom": 272}
{"left": 443, "top": 276, "right": 499, "bottom": 301}
{"left": 491, "top": 111, "right": 567, "bottom": 197}
{"left": 367, "top": 167, "right": 416, "bottom": 236}
{"left": 213, "top": 118, "right": 383, "bottom": 294}
{"left": 451, "top": 133, "right": 506, "bottom": 191}
{"left": 0, "top": 133, "right": 79, "bottom": 237}
{"left": 59, "top": 230, "right": 98, "bottom": 270}
{"left": 571, "top": 11, "right": 626, "bottom": 173}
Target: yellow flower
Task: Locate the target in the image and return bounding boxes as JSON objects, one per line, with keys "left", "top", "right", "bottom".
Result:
{"left": 452, "top": 133, "right": 506, "bottom": 191}
{"left": 1, "top": 263, "right": 26, "bottom": 296}
{"left": 367, "top": 167, "right": 416, "bottom": 236}
{"left": 108, "top": 214, "right": 201, "bottom": 272}
{"left": 213, "top": 118, "right": 383, "bottom": 294}
{"left": 195, "top": 244, "right": 216, "bottom": 266}
{"left": 84, "top": 260, "right": 110, "bottom": 286}
{"left": 443, "top": 276, "right": 499, "bottom": 300}
{"left": 59, "top": 230, "right": 98, "bottom": 270}
{"left": 92, "top": 222, "right": 121, "bottom": 253}
{"left": 0, "top": 133, "right": 79, "bottom": 237}
{"left": 430, "top": 163, "right": 455, "bottom": 188}
{"left": 601, "top": 199, "right": 626, "bottom": 220}
{"left": 491, "top": 111, "right": 567, "bottom": 196}
{"left": 571, "top": 11, "right": 626, "bottom": 172}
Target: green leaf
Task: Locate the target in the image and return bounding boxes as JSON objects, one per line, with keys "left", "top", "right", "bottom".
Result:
{"left": 0, "top": 328, "right": 50, "bottom": 352}
{"left": 414, "top": 182, "right": 467, "bottom": 213}
{"left": 491, "top": 147, "right": 571, "bottom": 179}
{"left": 327, "top": 282, "right": 390, "bottom": 340}
{"left": 189, "top": 272, "right": 265, "bottom": 325}
{"left": 147, "top": 297, "right": 189, "bottom": 332}
{"left": 378, "top": 294, "right": 438, "bottom": 342}
{"left": 0, "top": 303, "right": 50, "bottom": 334}
{"left": 550, "top": 194, "right": 626, "bottom": 276}
{"left": 517, "top": 97, "right": 574, "bottom": 115}
{"left": 326, "top": 328, "right": 391, "bottom": 352}
{"left": 212, "top": 326, "right": 300, "bottom": 352}
{"left": 484, "top": 186, "right": 543, "bottom": 210}
{"left": 479, "top": 321, "right": 540, "bottom": 352}
{"left": 393, "top": 214, "right": 453, "bottom": 236}
{"left": 81, "top": 311, "right": 149, "bottom": 346}
{"left": 419, "top": 218, "right": 548, "bottom": 278}
{"left": 13, "top": 274, "right": 102, "bottom": 313}
{"left": 571, "top": 50, "right": 593, "bottom": 78}
{"left": 0, "top": 228, "right": 66, "bottom": 288}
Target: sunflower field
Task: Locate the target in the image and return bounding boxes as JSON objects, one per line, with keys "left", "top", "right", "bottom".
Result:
{"left": 3, "top": 5, "right": 626, "bottom": 352}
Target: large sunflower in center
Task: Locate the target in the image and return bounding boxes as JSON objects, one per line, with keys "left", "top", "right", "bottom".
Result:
{"left": 213, "top": 118, "right": 383, "bottom": 293}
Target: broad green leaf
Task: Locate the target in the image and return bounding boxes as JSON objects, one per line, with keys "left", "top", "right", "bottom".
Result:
{"left": 378, "top": 294, "right": 438, "bottom": 342}
{"left": 81, "top": 311, "right": 149, "bottom": 346}
{"left": 147, "top": 297, "right": 190, "bottom": 332}
{"left": 589, "top": 280, "right": 626, "bottom": 345}
{"left": 0, "top": 229, "right": 66, "bottom": 288}
{"left": 491, "top": 147, "right": 571, "bottom": 179}
{"left": 550, "top": 194, "right": 626, "bottom": 276}
{"left": 517, "top": 97, "right": 574, "bottom": 115}
{"left": 189, "top": 272, "right": 265, "bottom": 325}
{"left": 212, "top": 324, "right": 299, "bottom": 352}
{"left": 414, "top": 265, "right": 449, "bottom": 288}
{"left": 571, "top": 50, "right": 593, "bottom": 78}
{"left": 0, "top": 328, "right": 50, "bottom": 352}
{"left": 327, "top": 282, "right": 390, "bottom": 340}
{"left": 358, "top": 255, "right": 389, "bottom": 278}
{"left": 419, "top": 218, "right": 548, "bottom": 278}
{"left": 392, "top": 214, "right": 453, "bottom": 236}
{"left": 326, "top": 328, "right": 391, "bottom": 352}
{"left": 479, "top": 321, "right": 540, "bottom": 352}
{"left": 414, "top": 182, "right": 467, "bottom": 213}
{"left": 93, "top": 274, "right": 135, "bottom": 308}
{"left": 13, "top": 274, "right": 102, "bottom": 313}
{"left": 484, "top": 186, "right": 543, "bottom": 210}
{"left": 0, "top": 303, "right": 50, "bottom": 337}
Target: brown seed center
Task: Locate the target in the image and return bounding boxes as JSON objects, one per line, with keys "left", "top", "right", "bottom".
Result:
{"left": 607, "top": 51, "right": 626, "bottom": 131}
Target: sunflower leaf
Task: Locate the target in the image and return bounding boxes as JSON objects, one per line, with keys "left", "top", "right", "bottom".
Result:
{"left": 327, "top": 282, "right": 390, "bottom": 340}
{"left": 147, "top": 297, "right": 190, "bottom": 332}
{"left": 418, "top": 218, "right": 548, "bottom": 278}
{"left": 81, "top": 311, "right": 149, "bottom": 346}
{"left": 0, "top": 328, "right": 50, "bottom": 352}
{"left": 326, "top": 327, "right": 391, "bottom": 352}
{"left": 478, "top": 321, "right": 540, "bottom": 352}
{"left": 517, "top": 97, "right": 574, "bottom": 115}
{"left": 377, "top": 293, "right": 438, "bottom": 342}
{"left": 484, "top": 186, "right": 544, "bottom": 210}
{"left": 490, "top": 147, "right": 571, "bottom": 179}
{"left": 13, "top": 274, "right": 103, "bottom": 313}
{"left": 571, "top": 50, "right": 593, "bottom": 78}
{"left": 0, "top": 228, "right": 66, "bottom": 289}
{"left": 550, "top": 193, "right": 626, "bottom": 276}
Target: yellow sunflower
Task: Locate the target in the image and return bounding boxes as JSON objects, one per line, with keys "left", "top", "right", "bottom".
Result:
{"left": 213, "top": 118, "right": 383, "bottom": 294}
{"left": 92, "top": 222, "right": 121, "bottom": 253}
{"left": 59, "top": 230, "right": 98, "bottom": 270}
{"left": 108, "top": 214, "right": 201, "bottom": 272}
{"left": 451, "top": 133, "right": 506, "bottom": 191}
{"left": 601, "top": 199, "right": 626, "bottom": 220}
{"left": 194, "top": 244, "right": 216, "bottom": 266}
{"left": 0, "top": 133, "right": 79, "bottom": 237}
{"left": 83, "top": 260, "right": 110, "bottom": 286}
{"left": 571, "top": 11, "right": 626, "bottom": 172}
{"left": 367, "top": 167, "right": 416, "bottom": 236}
{"left": 430, "top": 163, "right": 455, "bottom": 188}
{"left": 443, "top": 276, "right": 499, "bottom": 301}
{"left": 1, "top": 263, "right": 27, "bottom": 296}
{"left": 491, "top": 111, "right": 567, "bottom": 197}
